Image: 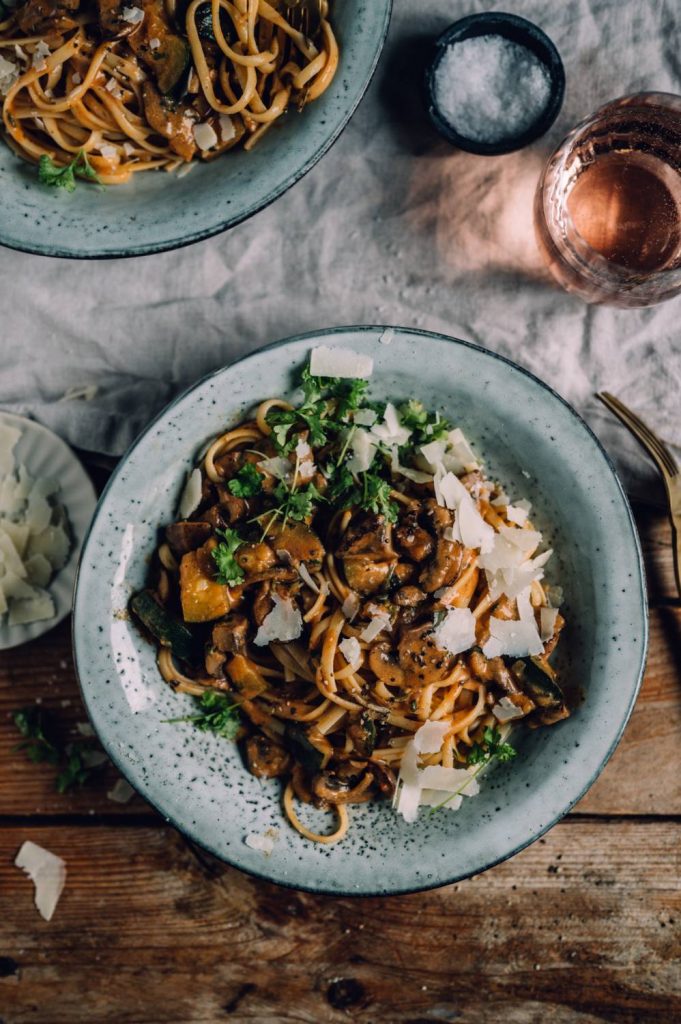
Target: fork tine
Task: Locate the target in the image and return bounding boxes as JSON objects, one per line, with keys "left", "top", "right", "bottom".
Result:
{"left": 598, "top": 392, "right": 678, "bottom": 478}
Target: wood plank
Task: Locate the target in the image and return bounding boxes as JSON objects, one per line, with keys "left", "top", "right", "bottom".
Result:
{"left": 1, "top": 820, "right": 679, "bottom": 1024}
{"left": 1, "top": 607, "right": 680, "bottom": 819}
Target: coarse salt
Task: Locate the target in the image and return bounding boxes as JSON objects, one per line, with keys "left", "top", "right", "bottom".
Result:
{"left": 433, "top": 34, "right": 551, "bottom": 145}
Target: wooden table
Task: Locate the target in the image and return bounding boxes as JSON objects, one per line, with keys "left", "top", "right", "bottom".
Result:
{"left": 1, "top": 504, "right": 679, "bottom": 1024}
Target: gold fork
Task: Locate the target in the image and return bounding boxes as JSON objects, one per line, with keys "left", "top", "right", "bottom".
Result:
{"left": 284, "top": 0, "right": 323, "bottom": 43}
{"left": 597, "top": 391, "right": 681, "bottom": 598}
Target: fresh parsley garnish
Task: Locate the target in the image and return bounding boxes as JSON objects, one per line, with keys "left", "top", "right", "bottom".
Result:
{"left": 212, "top": 527, "right": 245, "bottom": 586}
{"left": 468, "top": 725, "right": 517, "bottom": 766}
{"left": 273, "top": 480, "right": 323, "bottom": 525}
{"left": 13, "top": 707, "right": 106, "bottom": 792}
{"left": 227, "top": 462, "right": 262, "bottom": 499}
{"left": 399, "top": 400, "right": 451, "bottom": 447}
{"left": 164, "top": 691, "right": 241, "bottom": 740}
{"left": 326, "top": 465, "right": 398, "bottom": 524}
{"left": 38, "top": 149, "right": 99, "bottom": 193}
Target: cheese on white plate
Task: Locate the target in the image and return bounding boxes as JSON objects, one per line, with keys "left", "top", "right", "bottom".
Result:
{"left": 309, "top": 345, "right": 374, "bottom": 380}
{"left": 433, "top": 607, "right": 476, "bottom": 656}
{"left": 254, "top": 594, "right": 303, "bottom": 646}
{"left": 178, "top": 467, "right": 202, "bottom": 519}
{"left": 482, "top": 590, "right": 544, "bottom": 659}
{"left": 0, "top": 531, "right": 27, "bottom": 577}
{"left": 15, "top": 840, "right": 66, "bottom": 922}
{"left": 1, "top": 520, "right": 30, "bottom": 557}
{"left": 27, "top": 524, "right": 70, "bottom": 570}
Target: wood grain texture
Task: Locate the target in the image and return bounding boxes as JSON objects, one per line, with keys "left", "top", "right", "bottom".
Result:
{"left": 1, "top": 820, "right": 679, "bottom": 1024}
{"left": 2, "top": 607, "right": 679, "bottom": 819}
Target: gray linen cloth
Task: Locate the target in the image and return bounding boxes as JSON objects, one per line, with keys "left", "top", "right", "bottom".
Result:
{"left": 0, "top": 0, "right": 679, "bottom": 503}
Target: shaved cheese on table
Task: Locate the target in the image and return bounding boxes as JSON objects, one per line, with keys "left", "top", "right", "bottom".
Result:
{"left": 15, "top": 840, "right": 66, "bottom": 922}
{"left": 339, "top": 636, "right": 361, "bottom": 667}
{"left": 433, "top": 607, "right": 476, "bottom": 656}
{"left": 107, "top": 778, "right": 135, "bottom": 804}
{"left": 309, "top": 345, "right": 374, "bottom": 379}
{"left": 254, "top": 594, "right": 303, "bottom": 646}
{"left": 178, "top": 467, "right": 202, "bottom": 519}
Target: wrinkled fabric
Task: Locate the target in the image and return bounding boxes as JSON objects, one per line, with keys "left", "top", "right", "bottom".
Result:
{"left": 0, "top": 0, "right": 679, "bottom": 503}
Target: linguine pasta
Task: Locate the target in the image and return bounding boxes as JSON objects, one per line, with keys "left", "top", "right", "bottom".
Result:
{"left": 0, "top": 0, "right": 338, "bottom": 184}
{"left": 131, "top": 353, "right": 569, "bottom": 844}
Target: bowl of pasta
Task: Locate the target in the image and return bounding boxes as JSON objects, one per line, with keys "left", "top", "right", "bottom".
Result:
{"left": 0, "top": 0, "right": 391, "bottom": 258}
{"left": 73, "top": 326, "right": 647, "bottom": 894}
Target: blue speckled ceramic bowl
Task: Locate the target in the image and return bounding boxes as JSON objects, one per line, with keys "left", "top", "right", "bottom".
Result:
{"left": 73, "top": 326, "right": 647, "bottom": 895}
{"left": 0, "top": 2, "right": 391, "bottom": 259}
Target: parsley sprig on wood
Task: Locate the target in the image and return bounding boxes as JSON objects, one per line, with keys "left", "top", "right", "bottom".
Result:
{"left": 12, "top": 706, "right": 108, "bottom": 793}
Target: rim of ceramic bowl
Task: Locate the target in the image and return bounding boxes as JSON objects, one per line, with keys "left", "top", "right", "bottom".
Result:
{"left": 424, "top": 12, "right": 566, "bottom": 156}
{"left": 0, "top": 2, "right": 393, "bottom": 260}
{"left": 72, "top": 325, "right": 648, "bottom": 895}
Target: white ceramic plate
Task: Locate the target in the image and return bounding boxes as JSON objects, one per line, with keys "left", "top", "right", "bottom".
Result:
{"left": 0, "top": 412, "right": 97, "bottom": 650}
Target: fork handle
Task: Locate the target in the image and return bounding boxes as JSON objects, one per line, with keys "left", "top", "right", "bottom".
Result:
{"left": 673, "top": 514, "right": 681, "bottom": 600}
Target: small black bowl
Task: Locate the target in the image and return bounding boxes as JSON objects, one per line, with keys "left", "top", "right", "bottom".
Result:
{"left": 424, "top": 11, "right": 566, "bottom": 156}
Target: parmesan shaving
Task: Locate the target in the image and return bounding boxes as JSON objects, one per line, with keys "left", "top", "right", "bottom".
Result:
{"left": 244, "top": 830, "right": 279, "bottom": 855}
{"left": 540, "top": 605, "right": 559, "bottom": 641}
{"left": 493, "top": 696, "right": 525, "bottom": 722}
{"left": 258, "top": 456, "right": 292, "bottom": 481}
{"left": 353, "top": 408, "right": 377, "bottom": 427}
{"left": 298, "top": 562, "right": 319, "bottom": 593}
{"left": 339, "top": 636, "right": 361, "bottom": 667}
{"left": 433, "top": 607, "right": 476, "bottom": 656}
{"left": 107, "top": 778, "right": 135, "bottom": 804}
{"left": 341, "top": 592, "right": 359, "bottom": 621}
{"left": 178, "top": 467, "right": 202, "bottom": 519}
{"left": 15, "top": 840, "right": 66, "bottom": 922}
{"left": 121, "top": 5, "right": 144, "bottom": 23}
{"left": 219, "top": 113, "right": 236, "bottom": 141}
{"left": 309, "top": 345, "right": 374, "bottom": 380}
{"left": 412, "top": 719, "right": 448, "bottom": 754}
{"left": 482, "top": 590, "right": 544, "bottom": 658}
{"left": 254, "top": 594, "right": 303, "bottom": 646}
{"left": 346, "top": 428, "right": 376, "bottom": 474}
{"left": 359, "top": 610, "right": 391, "bottom": 642}
{"left": 193, "top": 121, "right": 218, "bottom": 151}
{"left": 378, "top": 327, "right": 395, "bottom": 345}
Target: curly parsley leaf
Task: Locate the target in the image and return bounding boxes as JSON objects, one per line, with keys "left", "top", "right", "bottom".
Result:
{"left": 335, "top": 378, "right": 370, "bottom": 420}
{"left": 56, "top": 744, "right": 100, "bottom": 794}
{"left": 212, "top": 528, "right": 245, "bottom": 586}
{"left": 227, "top": 462, "right": 262, "bottom": 499}
{"left": 273, "top": 480, "right": 323, "bottom": 524}
{"left": 38, "top": 149, "right": 99, "bottom": 193}
{"left": 164, "top": 690, "right": 241, "bottom": 741}
{"left": 325, "top": 465, "right": 398, "bottom": 524}
{"left": 468, "top": 725, "right": 517, "bottom": 766}
{"left": 399, "top": 400, "right": 451, "bottom": 447}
